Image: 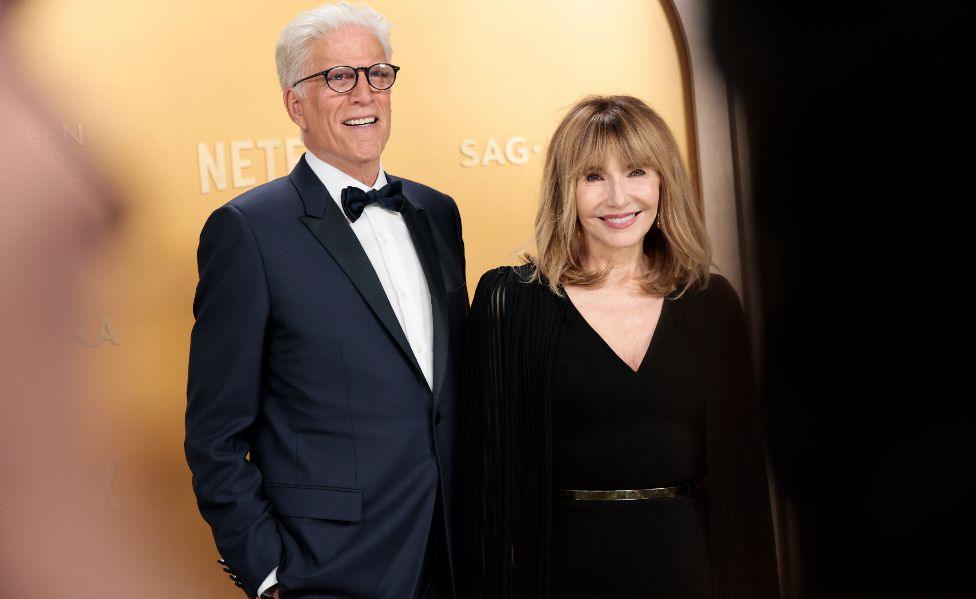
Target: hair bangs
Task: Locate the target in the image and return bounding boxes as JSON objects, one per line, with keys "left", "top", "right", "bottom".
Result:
{"left": 571, "top": 112, "right": 660, "bottom": 178}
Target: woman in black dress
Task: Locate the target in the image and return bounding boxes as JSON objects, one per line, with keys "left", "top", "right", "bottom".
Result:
{"left": 461, "top": 96, "right": 779, "bottom": 599}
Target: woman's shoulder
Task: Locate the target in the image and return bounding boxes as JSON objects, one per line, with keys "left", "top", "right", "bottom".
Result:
{"left": 471, "top": 263, "right": 561, "bottom": 319}
{"left": 476, "top": 263, "right": 530, "bottom": 282}
{"left": 695, "top": 272, "right": 739, "bottom": 302}
{"left": 474, "top": 263, "right": 544, "bottom": 294}
{"left": 670, "top": 272, "right": 743, "bottom": 319}
{"left": 668, "top": 273, "right": 748, "bottom": 356}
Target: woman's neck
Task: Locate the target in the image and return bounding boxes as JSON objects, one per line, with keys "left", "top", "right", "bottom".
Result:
{"left": 580, "top": 244, "right": 649, "bottom": 287}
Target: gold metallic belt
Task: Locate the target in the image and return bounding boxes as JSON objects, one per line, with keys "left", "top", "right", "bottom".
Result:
{"left": 561, "top": 485, "right": 691, "bottom": 501}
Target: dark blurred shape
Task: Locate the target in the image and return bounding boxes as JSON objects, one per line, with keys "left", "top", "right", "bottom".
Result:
{"left": 708, "top": 1, "right": 975, "bottom": 597}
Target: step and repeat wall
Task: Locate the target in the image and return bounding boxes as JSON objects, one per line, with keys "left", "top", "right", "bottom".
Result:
{"left": 9, "top": 1, "right": 694, "bottom": 596}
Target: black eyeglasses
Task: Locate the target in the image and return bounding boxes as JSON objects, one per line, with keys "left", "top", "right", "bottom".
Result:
{"left": 292, "top": 63, "right": 400, "bottom": 93}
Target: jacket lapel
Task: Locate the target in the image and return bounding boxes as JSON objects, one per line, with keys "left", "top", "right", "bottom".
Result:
{"left": 291, "top": 157, "right": 428, "bottom": 392}
{"left": 396, "top": 192, "right": 449, "bottom": 404}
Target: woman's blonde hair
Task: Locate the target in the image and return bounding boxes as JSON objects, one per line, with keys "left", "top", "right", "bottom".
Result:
{"left": 530, "top": 95, "right": 712, "bottom": 296}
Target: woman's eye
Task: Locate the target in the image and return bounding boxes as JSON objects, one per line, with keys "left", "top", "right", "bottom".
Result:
{"left": 629, "top": 168, "right": 647, "bottom": 177}
{"left": 585, "top": 173, "right": 603, "bottom": 182}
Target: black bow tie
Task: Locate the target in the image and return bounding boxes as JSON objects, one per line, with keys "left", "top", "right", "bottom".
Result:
{"left": 340, "top": 181, "right": 405, "bottom": 223}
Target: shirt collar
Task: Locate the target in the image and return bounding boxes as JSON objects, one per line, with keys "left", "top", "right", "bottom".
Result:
{"left": 303, "top": 151, "right": 388, "bottom": 220}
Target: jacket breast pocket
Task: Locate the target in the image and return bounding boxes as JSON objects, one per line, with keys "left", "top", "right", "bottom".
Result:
{"left": 265, "top": 483, "right": 363, "bottom": 522}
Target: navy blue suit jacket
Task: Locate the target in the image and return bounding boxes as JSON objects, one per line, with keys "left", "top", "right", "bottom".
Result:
{"left": 185, "top": 155, "right": 467, "bottom": 598}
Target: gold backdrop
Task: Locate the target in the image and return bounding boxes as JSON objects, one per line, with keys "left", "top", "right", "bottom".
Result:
{"left": 9, "top": 1, "right": 693, "bottom": 596}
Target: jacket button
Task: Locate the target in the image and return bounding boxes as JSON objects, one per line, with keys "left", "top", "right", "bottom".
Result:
{"left": 234, "top": 581, "right": 244, "bottom": 588}
{"left": 434, "top": 411, "right": 442, "bottom": 425}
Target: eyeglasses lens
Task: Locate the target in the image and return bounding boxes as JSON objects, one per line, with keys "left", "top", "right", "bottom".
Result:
{"left": 366, "top": 64, "right": 396, "bottom": 90}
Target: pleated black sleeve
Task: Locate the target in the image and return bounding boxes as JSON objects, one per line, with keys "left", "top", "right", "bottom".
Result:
{"left": 459, "top": 265, "right": 565, "bottom": 599}
{"left": 669, "top": 275, "right": 781, "bottom": 599}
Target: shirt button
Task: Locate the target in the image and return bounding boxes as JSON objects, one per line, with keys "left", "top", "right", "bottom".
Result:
{"left": 399, "top": 290, "right": 408, "bottom": 299}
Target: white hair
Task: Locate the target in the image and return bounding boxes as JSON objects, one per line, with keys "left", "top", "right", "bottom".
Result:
{"left": 275, "top": 2, "right": 393, "bottom": 96}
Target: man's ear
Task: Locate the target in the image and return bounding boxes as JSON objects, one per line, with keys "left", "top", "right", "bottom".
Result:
{"left": 284, "top": 88, "right": 306, "bottom": 130}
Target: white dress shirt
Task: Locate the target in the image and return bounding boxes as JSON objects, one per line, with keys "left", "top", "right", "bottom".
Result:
{"left": 257, "top": 152, "right": 434, "bottom": 597}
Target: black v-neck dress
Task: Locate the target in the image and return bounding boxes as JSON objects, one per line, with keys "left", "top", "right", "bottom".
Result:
{"left": 550, "top": 296, "right": 711, "bottom": 598}
{"left": 460, "top": 266, "right": 780, "bottom": 599}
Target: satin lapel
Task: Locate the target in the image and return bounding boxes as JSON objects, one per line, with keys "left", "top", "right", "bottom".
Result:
{"left": 399, "top": 201, "right": 449, "bottom": 404}
{"left": 293, "top": 161, "right": 427, "bottom": 391}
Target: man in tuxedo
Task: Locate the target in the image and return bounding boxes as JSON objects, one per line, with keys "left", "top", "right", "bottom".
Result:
{"left": 184, "top": 3, "right": 466, "bottom": 598}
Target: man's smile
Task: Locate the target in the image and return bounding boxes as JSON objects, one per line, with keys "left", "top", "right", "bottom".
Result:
{"left": 343, "top": 116, "right": 378, "bottom": 126}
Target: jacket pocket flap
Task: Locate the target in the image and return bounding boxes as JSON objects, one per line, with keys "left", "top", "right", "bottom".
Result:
{"left": 265, "top": 484, "right": 363, "bottom": 522}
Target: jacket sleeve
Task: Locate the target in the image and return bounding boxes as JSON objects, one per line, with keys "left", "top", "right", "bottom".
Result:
{"left": 185, "top": 204, "right": 281, "bottom": 598}
{"left": 448, "top": 193, "right": 466, "bottom": 263}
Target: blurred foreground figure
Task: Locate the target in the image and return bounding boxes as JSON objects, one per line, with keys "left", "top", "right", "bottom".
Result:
{"left": 708, "top": 1, "right": 975, "bottom": 597}
{"left": 0, "top": 1, "right": 152, "bottom": 596}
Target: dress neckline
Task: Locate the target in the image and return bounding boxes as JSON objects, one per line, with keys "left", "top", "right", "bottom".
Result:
{"left": 561, "top": 291, "right": 669, "bottom": 375}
